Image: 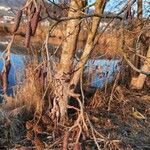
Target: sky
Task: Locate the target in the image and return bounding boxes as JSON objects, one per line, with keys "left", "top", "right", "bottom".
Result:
{"left": 52, "top": 0, "right": 149, "bottom": 17}
{"left": 0, "top": 0, "right": 149, "bottom": 17}
{"left": 88, "top": 0, "right": 150, "bottom": 17}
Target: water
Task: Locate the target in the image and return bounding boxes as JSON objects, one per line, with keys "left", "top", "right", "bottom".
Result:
{"left": 0, "top": 51, "right": 25, "bottom": 97}
{"left": 0, "top": 50, "right": 120, "bottom": 98}
{"left": 85, "top": 59, "right": 120, "bottom": 88}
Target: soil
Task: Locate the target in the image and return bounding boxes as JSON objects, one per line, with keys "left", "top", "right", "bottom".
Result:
{"left": 85, "top": 88, "right": 150, "bottom": 150}
{"left": 0, "top": 86, "right": 150, "bottom": 150}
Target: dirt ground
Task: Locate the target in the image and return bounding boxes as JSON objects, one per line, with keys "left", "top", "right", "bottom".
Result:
{"left": 0, "top": 85, "right": 150, "bottom": 150}
{"left": 85, "top": 87, "right": 150, "bottom": 150}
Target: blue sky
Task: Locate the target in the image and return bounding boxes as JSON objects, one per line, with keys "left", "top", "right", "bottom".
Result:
{"left": 88, "top": 0, "right": 150, "bottom": 17}
{"left": 47, "top": 0, "right": 149, "bottom": 17}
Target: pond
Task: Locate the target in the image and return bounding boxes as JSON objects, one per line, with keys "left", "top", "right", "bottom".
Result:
{"left": 85, "top": 59, "right": 120, "bottom": 88}
{"left": 0, "top": 45, "right": 120, "bottom": 98}
{"left": 0, "top": 50, "right": 25, "bottom": 98}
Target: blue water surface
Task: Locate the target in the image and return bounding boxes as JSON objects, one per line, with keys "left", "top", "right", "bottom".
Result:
{"left": 0, "top": 51, "right": 120, "bottom": 97}
{"left": 85, "top": 59, "right": 120, "bottom": 88}
{"left": 0, "top": 51, "right": 25, "bottom": 96}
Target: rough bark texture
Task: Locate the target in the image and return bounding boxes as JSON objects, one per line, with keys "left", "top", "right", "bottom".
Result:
{"left": 131, "top": 0, "right": 143, "bottom": 83}
{"left": 70, "top": 0, "right": 106, "bottom": 87}
{"left": 131, "top": 46, "right": 150, "bottom": 89}
{"left": 58, "top": 0, "right": 85, "bottom": 74}
{"left": 54, "top": 0, "right": 86, "bottom": 121}
{"left": 136, "top": 0, "right": 143, "bottom": 31}
{"left": 137, "top": 0, "right": 143, "bottom": 19}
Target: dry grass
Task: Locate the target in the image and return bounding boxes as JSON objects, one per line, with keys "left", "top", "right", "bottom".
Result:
{"left": 0, "top": 23, "right": 143, "bottom": 59}
{"left": 4, "top": 60, "right": 44, "bottom": 111}
{"left": 0, "top": 105, "right": 25, "bottom": 147}
{"left": 0, "top": 67, "right": 150, "bottom": 149}
{"left": 0, "top": 42, "right": 149, "bottom": 149}
{"left": 15, "top": 64, "right": 43, "bottom": 113}
{"left": 86, "top": 85, "right": 150, "bottom": 149}
{"left": 0, "top": 58, "right": 47, "bottom": 148}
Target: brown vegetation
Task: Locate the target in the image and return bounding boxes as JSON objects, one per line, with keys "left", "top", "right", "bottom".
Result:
{"left": 0, "top": 0, "right": 150, "bottom": 149}
{"left": 0, "top": 24, "right": 138, "bottom": 58}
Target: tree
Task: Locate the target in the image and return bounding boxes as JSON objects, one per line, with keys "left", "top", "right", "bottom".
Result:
{"left": 56, "top": 0, "right": 106, "bottom": 121}
{"left": 131, "top": 46, "right": 150, "bottom": 89}
{"left": 137, "top": 0, "right": 142, "bottom": 19}
{"left": 3, "top": 0, "right": 149, "bottom": 119}
{"left": 3, "top": 0, "right": 150, "bottom": 149}
{"left": 130, "top": 0, "right": 150, "bottom": 89}
{"left": 3, "top": 0, "right": 107, "bottom": 148}
{"left": 54, "top": 0, "right": 87, "bottom": 121}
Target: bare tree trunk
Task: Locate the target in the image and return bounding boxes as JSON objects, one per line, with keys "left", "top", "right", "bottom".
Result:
{"left": 54, "top": 0, "right": 106, "bottom": 121}
{"left": 136, "top": 0, "right": 143, "bottom": 31}
{"left": 58, "top": 0, "right": 85, "bottom": 74}
{"left": 131, "top": 46, "right": 150, "bottom": 89}
{"left": 137, "top": 0, "right": 142, "bottom": 19}
{"left": 54, "top": 0, "right": 86, "bottom": 121}
{"left": 134, "top": 0, "right": 143, "bottom": 70}
{"left": 70, "top": 0, "right": 106, "bottom": 87}
{"left": 130, "top": 0, "right": 143, "bottom": 84}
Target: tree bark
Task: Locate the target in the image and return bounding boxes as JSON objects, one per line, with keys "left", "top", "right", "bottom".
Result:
{"left": 58, "top": 0, "right": 85, "bottom": 75}
{"left": 54, "top": 0, "right": 86, "bottom": 121}
{"left": 131, "top": 0, "right": 143, "bottom": 82}
{"left": 136, "top": 0, "right": 143, "bottom": 31}
{"left": 131, "top": 46, "right": 150, "bottom": 89}
{"left": 70, "top": 0, "right": 106, "bottom": 87}
{"left": 137, "top": 0, "right": 142, "bottom": 19}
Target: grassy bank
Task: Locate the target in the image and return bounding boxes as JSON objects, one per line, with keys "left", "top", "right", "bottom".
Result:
{"left": 0, "top": 57, "right": 150, "bottom": 149}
